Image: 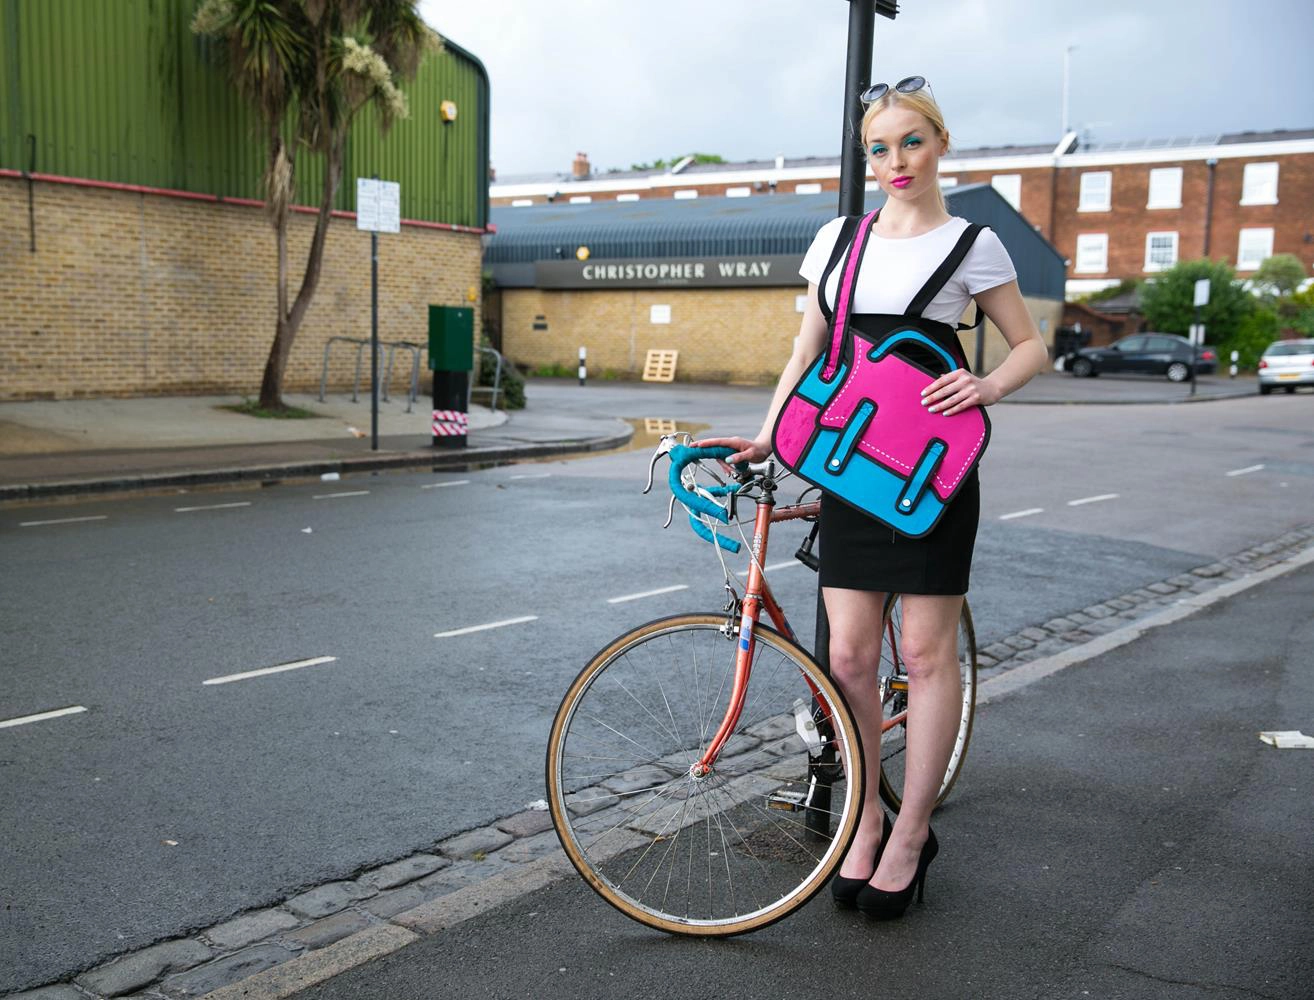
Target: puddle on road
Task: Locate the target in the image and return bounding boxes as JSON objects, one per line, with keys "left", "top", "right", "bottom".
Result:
{"left": 620, "top": 418, "right": 711, "bottom": 453}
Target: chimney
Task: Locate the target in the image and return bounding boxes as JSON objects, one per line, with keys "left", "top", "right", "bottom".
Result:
{"left": 572, "top": 151, "right": 591, "bottom": 180}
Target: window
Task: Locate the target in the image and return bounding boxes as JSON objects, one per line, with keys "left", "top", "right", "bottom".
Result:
{"left": 1237, "top": 228, "right": 1274, "bottom": 270}
{"left": 1241, "top": 162, "right": 1278, "bottom": 205}
{"left": 1115, "top": 336, "right": 1148, "bottom": 352}
{"left": 1144, "top": 231, "right": 1179, "bottom": 272}
{"left": 1078, "top": 171, "right": 1112, "bottom": 211}
{"left": 673, "top": 189, "right": 698, "bottom": 200}
{"left": 568, "top": 195, "right": 592, "bottom": 204}
{"left": 725, "top": 187, "right": 751, "bottom": 198}
{"left": 510, "top": 199, "right": 533, "bottom": 207}
{"left": 938, "top": 176, "right": 959, "bottom": 187}
{"left": 1074, "top": 233, "right": 1108, "bottom": 273}
{"left": 615, "top": 193, "right": 640, "bottom": 202}
{"left": 991, "top": 174, "right": 1021, "bottom": 210}
{"left": 794, "top": 182, "right": 822, "bottom": 195}
{"left": 1147, "top": 336, "right": 1182, "bottom": 353}
{"left": 1147, "top": 167, "right": 1183, "bottom": 209}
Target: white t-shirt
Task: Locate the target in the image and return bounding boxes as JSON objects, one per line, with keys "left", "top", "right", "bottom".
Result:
{"left": 798, "top": 215, "right": 1017, "bottom": 326}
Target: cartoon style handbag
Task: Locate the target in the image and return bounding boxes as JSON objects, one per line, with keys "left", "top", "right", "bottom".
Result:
{"left": 771, "top": 210, "right": 991, "bottom": 538}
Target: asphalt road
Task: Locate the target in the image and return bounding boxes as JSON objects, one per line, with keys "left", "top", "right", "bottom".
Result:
{"left": 291, "top": 558, "right": 1314, "bottom": 1000}
{"left": 1, "top": 385, "right": 1311, "bottom": 992}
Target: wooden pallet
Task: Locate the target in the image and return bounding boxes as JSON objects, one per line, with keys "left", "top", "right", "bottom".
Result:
{"left": 642, "top": 349, "right": 679, "bottom": 383}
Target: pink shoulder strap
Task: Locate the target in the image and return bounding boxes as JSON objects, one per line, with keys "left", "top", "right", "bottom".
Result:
{"left": 821, "top": 209, "right": 880, "bottom": 382}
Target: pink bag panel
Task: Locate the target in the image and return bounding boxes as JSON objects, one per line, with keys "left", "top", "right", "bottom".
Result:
{"left": 774, "top": 395, "right": 821, "bottom": 469}
{"left": 818, "top": 336, "right": 986, "bottom": 502}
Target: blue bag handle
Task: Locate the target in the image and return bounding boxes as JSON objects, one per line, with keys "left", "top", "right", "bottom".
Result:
{"left": 868, "top": 330, "right": 962, "bottom": 373}
{"left": 667, "top": 444, "right": 748, "bottom": 553}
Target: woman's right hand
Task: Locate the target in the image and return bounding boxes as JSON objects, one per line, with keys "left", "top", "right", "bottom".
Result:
{"left": 692, "top": 435, "right": 771, "bottom": 467}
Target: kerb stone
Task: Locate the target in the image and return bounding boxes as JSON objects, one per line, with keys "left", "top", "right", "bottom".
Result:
{"left": 205, "top": 907, "right": 299, "bottom": 950}
{"left": 285, "top": 881, "right": 376, "bottom": 920}
{"left": 360, "top": 853, "right": 450, "bottom": 890}
{"left": 494, "top": 809, "right": 555, "bottom": 838}
{"left": 159, "top": 943, "right": 298, "bottom": 997}
{"left": 437, "top": 825, "right": 514, "bottom": 860}
{"left": 75, "top": 939, "right": 213, "bottom": 997}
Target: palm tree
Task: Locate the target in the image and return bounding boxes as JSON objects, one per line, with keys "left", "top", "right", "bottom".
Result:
{"left": 192, "top": 0, "right": 437, "bottom": 410}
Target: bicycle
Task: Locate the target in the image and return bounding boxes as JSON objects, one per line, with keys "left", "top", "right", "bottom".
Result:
{"left": 545, "top": 435, "right": 978, "bottom": 936}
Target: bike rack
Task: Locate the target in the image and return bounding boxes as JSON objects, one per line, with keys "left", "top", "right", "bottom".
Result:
{"left": 470, "top": 345, "right": 505, "bottom": 411}
{"left": 318, "top": 336, "right": 382, "bottom": 403}
{"left": 382, "top": 340, "right": 425, "bottom": 413}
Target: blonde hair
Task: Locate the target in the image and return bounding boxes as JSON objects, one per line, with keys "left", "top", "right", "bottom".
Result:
{"left": 860, "top": 88, "right": 952, "bottom": 214}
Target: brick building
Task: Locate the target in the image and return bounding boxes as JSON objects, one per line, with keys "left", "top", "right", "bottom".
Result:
{"left": 0, "top": 1, "right": 490, "bottom": 401}
{"left": 490, "top": 128, "right": 1314, "bottom": 299}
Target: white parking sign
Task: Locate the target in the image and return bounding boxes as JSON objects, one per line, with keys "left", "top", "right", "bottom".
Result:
{"left": 356, "top": 178, "right": 400, "bottom": 233}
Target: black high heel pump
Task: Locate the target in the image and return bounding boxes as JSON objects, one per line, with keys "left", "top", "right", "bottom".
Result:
{"left": 831, "top": 810, "right": 891, "bottom": 909}
{"left": 855, "top": 825, "right": 938, "bottom": 921}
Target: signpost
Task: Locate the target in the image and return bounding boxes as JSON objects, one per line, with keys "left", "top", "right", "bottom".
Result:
{"left": 356, "top": 177, "right": 401, "bottom": 450}
{"left": 1191, "top": 278, "right": 1210, "bottom": 398}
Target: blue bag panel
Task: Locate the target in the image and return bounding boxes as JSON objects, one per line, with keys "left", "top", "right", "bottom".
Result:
{"left": 824, "top": 400, "right": 876, "bottom": 476}
{"left": 868, "top": 329, "right": 960, "bottom": 372}
{"left": 795, "top": 354, "right": 849, "bottom": 407}
{"left": 797, "top": 430, "right": 946, "bottom": 538}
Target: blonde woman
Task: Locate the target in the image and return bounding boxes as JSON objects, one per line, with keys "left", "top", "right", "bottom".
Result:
{"left": 698, "top": 77, "right": 1047, "bottom": 920}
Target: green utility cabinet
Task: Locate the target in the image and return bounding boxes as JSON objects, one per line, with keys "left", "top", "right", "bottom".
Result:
{"left": 428, "top": 306, "right": 474, "bottom": 371}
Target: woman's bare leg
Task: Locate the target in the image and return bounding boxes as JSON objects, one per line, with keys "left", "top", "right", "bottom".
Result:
{"left": 822, "top": 586, "right": 889, "bottom": 879}
{"left": 871, "top": 592, "right": 964, "bottom": 890}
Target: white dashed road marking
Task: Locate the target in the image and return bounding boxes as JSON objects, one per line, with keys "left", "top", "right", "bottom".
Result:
{"left": 507, "top": 473, "right": 552, "bottom": 481}
{"left": 435, "top": 616, "right": 539, "bottom": 638}
{"left": 203, "top": 656, "right": 339, "bottom": 686}
{"left": 313, "top": 491, "right": 370, "bottom": 500}
{"left": 420, "top": 480, "right": 471, "bottom": 489}
{"left": 1225, "top": 464, "right": 1264, "bottom": 477}
{"left": 607, "top": 584, "right": 689, "bottom": 604}
{"left": 175, "top": 501, "right": 253, "bottom": 512}
{"left": 1067, "top": 493, "right": 1119, "bottom": 507}
{"left": 999, "top": 508, "right": 1043, "bottom": 521}
{"left": 19, "top": 515, "right": 108, "bottom": 528}
{"left": 0, "top": 705, "right": 88, "bottom": 729}
{"left": 737, "top": 560, "right": 803, "bottom": 578}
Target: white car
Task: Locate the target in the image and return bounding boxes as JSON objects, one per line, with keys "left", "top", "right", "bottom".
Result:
{"left": 1257, "top": 339, "right": 1314, "bottom": 394}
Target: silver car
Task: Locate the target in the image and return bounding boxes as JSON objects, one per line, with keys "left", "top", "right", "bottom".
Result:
{"left": 1258, "top": 339, "right": 1314, "bottom": 394}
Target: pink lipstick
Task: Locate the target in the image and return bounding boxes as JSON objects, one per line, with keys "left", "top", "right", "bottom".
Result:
{"left": 891, "top": 176, "right": 912, "bottom": 188}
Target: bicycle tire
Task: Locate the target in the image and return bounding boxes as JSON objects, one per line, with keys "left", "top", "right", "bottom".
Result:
{"left": 876, "top": 595, "right": 978, "bottom": 813}
{"left": 546, "top": 613, "right": 864, "bottom": 937}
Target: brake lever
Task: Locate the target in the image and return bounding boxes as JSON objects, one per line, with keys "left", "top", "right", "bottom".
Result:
{"left": 641, "top": 432, "right": 695, "bottom": 495}
{"left": 663, "top": 493, "right": 678, "bottom": 529}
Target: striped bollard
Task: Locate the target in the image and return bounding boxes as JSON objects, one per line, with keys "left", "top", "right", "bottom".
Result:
{"left": 579, "top": 345, "right": 587, "bottom": 386}
{"left": 432, "top": 369, "right": 469, "bottom": 449}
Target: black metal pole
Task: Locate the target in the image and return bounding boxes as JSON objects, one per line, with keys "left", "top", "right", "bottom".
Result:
{"left": 1190, "top": 305, "right": 1200, "bottom": 398}
{"left": 371, "top": 229, "right": 379, "bottom": 450}
{"left": 837, "top": 3, "right": 876, "bottom": 218}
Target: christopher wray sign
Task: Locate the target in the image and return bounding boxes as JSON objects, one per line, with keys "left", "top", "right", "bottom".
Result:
{"left": 535, "top": 254, "right": 805, "bottom": 289}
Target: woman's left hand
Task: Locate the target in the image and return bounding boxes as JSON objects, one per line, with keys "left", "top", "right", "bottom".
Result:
{"left": 920, "top": 368, "right": 1001, "bottom": 416}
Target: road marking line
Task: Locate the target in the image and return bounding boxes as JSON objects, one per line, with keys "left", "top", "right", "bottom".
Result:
{"left": 999, "top": 508, "right": 1043, "bottom": 521}
{"left": 313, "top": 490, "right": 370, "bottom": 500}
{"left": 420, "top": 480, "right": 471, "bottom": 490}
{"left": 607, "top": 585, "right": 689, "bottom": 604}
{"left": 0, "top": 705, "right": 88, "bottom": 729}
{"left": 1225, "top": 464, "right": 1264, "bottom": 477}
{"left": 435, "top": 615, "right": 539, "bottom": 638}
{"left": 19, "top": 515, "right": 108, "bottom": 527}
{"left": 1067, "top": 493, "right": 1119, "bottom": 507}
{"left": 737, "top": 560, "right": 802, "bottom": 578}
{"left": 203, "top": 656, "right": 338, "bottom": 686}
{"left": 175, "top": 501, "right": 253, "bottom": 513}
{"left": 507, "top": 473, "right": 552, "bottom": 481}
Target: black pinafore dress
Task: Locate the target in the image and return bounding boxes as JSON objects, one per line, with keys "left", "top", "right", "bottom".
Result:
{"left": 814, "top": 216, "right": 987, "bottom": 596}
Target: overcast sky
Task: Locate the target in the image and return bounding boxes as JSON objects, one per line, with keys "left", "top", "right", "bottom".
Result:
{"left": 418, "top": 0, "right": 1314, "bottom": 179}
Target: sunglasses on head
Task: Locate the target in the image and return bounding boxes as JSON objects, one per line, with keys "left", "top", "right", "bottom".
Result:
{"left": 861, "top": 75, "right": 931, "bottom": 104}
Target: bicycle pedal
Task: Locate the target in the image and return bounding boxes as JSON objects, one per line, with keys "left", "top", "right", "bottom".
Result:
{"left": 766, "top": 790, "right": 807, "bottom": 811}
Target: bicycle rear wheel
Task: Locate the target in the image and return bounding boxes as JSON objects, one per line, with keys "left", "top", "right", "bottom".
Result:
{"left": 546, "top": 613, "right": 864, "bottom": 936}
{"left": 877, "top": 595, "right": 978, "bottom": 813}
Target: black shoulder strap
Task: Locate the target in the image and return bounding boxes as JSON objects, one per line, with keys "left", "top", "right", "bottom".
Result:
{"left": 905, "top": 223, "right": 986, "bottom": 329}
{"left": 816, "top": 214, "right": 867, "bottom": 324}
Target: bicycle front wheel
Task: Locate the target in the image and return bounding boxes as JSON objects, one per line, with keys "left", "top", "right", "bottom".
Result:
{"left": 877, "top": 595, "right": 978, "bottom": 813}
{"left": 546, "top": 613, "right": 864, "bottom": 936}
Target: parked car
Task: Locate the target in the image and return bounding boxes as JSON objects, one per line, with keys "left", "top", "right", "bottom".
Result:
{"left": 1067, "top": 333, "right": 1217, "bottom": 382}
{"left": 1257, "top": 338, "right": 1314, "bottom": 394}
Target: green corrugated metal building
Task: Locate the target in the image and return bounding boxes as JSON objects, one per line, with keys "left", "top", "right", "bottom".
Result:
{"left": 0, "top": 0, "right": 489, "bottom": 228}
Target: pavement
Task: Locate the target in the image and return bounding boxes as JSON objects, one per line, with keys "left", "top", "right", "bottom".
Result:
{"left": 0, "top": 372, "right": 1260, "bottom": 503}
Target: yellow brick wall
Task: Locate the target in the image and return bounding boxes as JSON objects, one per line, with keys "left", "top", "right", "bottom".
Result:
{"left": 0, "top": 177, "right": 482, "bottom": 400}
{"left": 502, "top": 286, "right": 1061, "bottom": 383}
